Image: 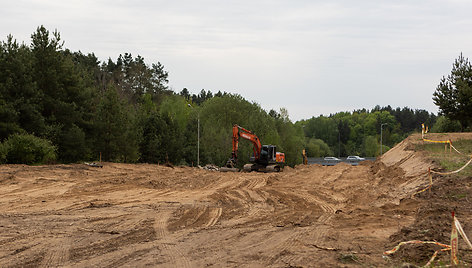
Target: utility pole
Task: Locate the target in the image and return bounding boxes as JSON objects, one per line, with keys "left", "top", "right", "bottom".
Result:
{"left": 380, "top": 123, "right": 387, "bottom": 156}
{"left": 338, "top": 130, "right": 341, "bottom": 158}
{"left": 197, "top": 113, "right": 200, "bottom": 166}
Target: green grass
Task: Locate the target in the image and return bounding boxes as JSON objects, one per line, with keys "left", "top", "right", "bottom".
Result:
{"left": 338, "top": 253, "right": 359, "bottom": 264}
{"left": 415, "top": 139, "right": 472, "bottom": 178}
{"left": 448, "top": 192, "right": 468, "bottom": 200}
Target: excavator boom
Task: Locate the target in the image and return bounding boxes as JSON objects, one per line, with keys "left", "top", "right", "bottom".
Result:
{"left": 230, "top": 125, "right": 262, "bottom": 162}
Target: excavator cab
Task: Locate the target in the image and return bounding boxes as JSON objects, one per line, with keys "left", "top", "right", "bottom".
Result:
{"left": 248, "top": 145, "right": 285, "bottom": 172}
{"left": 262, "top": 145, "right": 285, "bottom": 165}
{"left": 257, "top": 145, "right": 275, "bottom": 164}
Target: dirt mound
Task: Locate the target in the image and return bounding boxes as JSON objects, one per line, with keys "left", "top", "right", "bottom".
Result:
{"left": 381, "top": 134, "right": 435, "bottom": 178}
{"left": 383, "top": 133, "right": 472, "bottom": 266}
{"left": 0, "top": 133, "right": 471, "bottom": 267}
{"left": 367, "top": 134, "right": 437, "bottom": 208}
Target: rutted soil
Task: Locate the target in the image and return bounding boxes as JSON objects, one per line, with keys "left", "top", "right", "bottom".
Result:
{"left": 1, "top": 133, "right": 471, "bottom": 267}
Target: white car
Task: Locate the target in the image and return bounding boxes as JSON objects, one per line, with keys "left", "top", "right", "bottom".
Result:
{"left": 346, "top": 156, "right": 365, "bottom": 165}
{"left": 323, "top": 157, "right": 341, "bottom": 166}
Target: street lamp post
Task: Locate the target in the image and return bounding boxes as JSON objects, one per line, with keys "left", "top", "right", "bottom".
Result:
{"left": 380, "top": 123, "right": 387, "bottom": 156}
{"left": 338, "top": 130, "right": 341, "bottom": 158}
{"left": 188, "top": 104, "right": 200, "bottom": 166}
{"left": 197, "top": 113, "right": 199, "bottom": 166}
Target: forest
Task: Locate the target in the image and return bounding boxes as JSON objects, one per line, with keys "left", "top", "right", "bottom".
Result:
{"left": 1, "top": 26, "right": 462, "bottom": 166}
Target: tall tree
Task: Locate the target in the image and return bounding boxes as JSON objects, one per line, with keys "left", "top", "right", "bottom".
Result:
{"left": 93, "top": 86, "right": 138, "bottom": 162}
{"left": 433, "top": 53, "right": 472, "bottom": 130}
{"left": 0, "top": 35, "right": 43, "bottom": 139}
{"left": 111, "top": 53, "right": 170, "bottom": 103}
{"left": 30, "top": 26, "right": 97, "bottom": 161}
{"left": 139, "top": 112, "right": 180, "bottom": 164}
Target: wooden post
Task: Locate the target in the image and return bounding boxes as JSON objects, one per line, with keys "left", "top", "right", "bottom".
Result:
{"left": 428, "top": 168, "right": 432, "bottom": 194}
{"left": 451, "top": 211, "right": 459, "bottom": 265}
{"left": 421, "top": 123, "right": 424, "bottom": 139}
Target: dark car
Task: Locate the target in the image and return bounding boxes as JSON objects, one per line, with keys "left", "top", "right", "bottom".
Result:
{"left": 323, "top": 157, "right": 341, "bottom": 166}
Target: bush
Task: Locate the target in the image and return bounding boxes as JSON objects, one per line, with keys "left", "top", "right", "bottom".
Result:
{"left": 364, "top": 135, "right": 378, "bottom": 157}
{"left": 306, "top": 138, "right": 333, "bottom": 157}
{"left": 430, "top": 116, "right": 462, "bottom": 133}
{"left": 4, "top": 134, "right": 57, "bottom": 164}
{"left": 0, "top": 142, "right": 8, "bottom": 164}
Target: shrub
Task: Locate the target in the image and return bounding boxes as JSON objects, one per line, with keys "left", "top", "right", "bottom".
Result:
{"left": 430, "top": 116, "right": 462, "bottom": 133}
{"left": 364, "top": 135, "right": 378, "bottom": 157}
{"left": 4, "top": 134, "right": 56, "bottom": 164}
{"left": 0, "top": 142, "right": 8, "bottom": 164}
{"left": 306, "top": 138, "right": 333, "bottom": 157}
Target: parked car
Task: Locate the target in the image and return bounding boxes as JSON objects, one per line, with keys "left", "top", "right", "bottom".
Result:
{"left": 347, "top": 155, "right": 365, "bottom": 166}
{"left": 323, "top": 157, "right": 341, "bottom": 166}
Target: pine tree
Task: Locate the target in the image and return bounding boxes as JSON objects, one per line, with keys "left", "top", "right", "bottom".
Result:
{"left": 433, "top": 53, "right": 472, "bottom": 130}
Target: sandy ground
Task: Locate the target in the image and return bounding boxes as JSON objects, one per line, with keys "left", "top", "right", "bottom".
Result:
{"left": 1, "top": 133, "right": 472, "bottom": 267}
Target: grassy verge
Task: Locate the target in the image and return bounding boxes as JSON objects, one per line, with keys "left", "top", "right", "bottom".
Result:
{"left": 415, "top": 139, "right": 472, "bottom": 179}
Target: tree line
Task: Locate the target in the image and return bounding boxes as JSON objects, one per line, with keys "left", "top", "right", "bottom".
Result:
{"left": 297, "top": 106, "right": 436, "bottom": 158}
{"left": 1, "top": 26, "right": 466, "bottom": 165}
{"left": 0, "top": 26, "right": 307, "bottom": 166}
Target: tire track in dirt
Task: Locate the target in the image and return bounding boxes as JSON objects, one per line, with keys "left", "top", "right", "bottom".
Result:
{"left": 69, "top": 219, "right": 155, "bottom": 263}
{"left": 269, "top": 165, "right": 367, "bottom": 266}
{"left": 205, "top": 207, "right": 222, "bottom": 227}
{"left": 154, "top": 210, "right": 191, "bottom": 268}
{"left": 205, "top": 175, "right": 270, "bottom": 227}
{"left": 245, "top": 174, "right": 268, "bottom": 189}
{"left": 39, "top": 237, "right": 71, "bottom": 268}
{"left": 267, "top": 228, "right": 310, "bottom": 266}
{"left": 262, "top": 188, "right": 338, "bottom": 266}
{"left": 272, "top": 214, "right": 335, "bottom": 266}
{"left": 0, "top": 231, "right": 40, "bottom": 247}
{"left": 303, "top": 193, "right": 338, "bottom": 214}
{"left": 230, "top": 176, "right": 271, "bottom": 226}
{"left": 103, "top": 247, "right": 154, "bottom": 268}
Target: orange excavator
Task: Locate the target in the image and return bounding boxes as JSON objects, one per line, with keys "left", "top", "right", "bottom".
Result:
{"left": 220, "top": 124, "right": 285, "bottom": 172}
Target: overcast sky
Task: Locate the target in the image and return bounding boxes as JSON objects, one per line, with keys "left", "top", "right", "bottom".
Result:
{"left": 2, "top": 0, "right": 472, "bottom": 121}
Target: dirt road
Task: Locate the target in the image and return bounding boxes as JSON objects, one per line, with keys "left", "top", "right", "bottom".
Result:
{"left": 1, "top": 133, "right": 471, "bottom": 267}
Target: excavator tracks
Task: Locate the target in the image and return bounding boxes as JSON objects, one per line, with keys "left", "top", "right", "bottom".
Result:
{"left": 219, "top": 167, "right": 239, "bottom": 172}
{"left": 242, "top": 164, "right": 282, "bottom": 173}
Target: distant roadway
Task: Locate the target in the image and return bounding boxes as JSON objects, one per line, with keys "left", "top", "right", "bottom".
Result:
{"left": 307, "top": 157, "right": 376, "bottom": 165}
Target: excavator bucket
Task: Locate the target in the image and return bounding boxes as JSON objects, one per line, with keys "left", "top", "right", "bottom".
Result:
{"left": 220, "top": 158, "right": 240, "bottom": 172}
{"left": 220, "top": 167, "right": 239, "bottom": 172}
